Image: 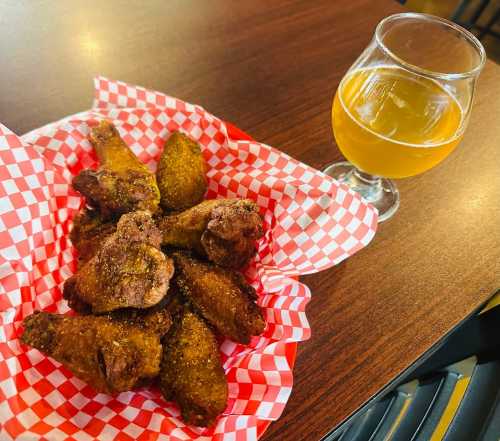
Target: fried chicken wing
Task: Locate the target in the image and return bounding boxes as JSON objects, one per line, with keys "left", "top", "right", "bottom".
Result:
{"left": 156, "top": 132, "right": 207, "bottom": 211}
{"left": 160, "top": 309, "right": 228, "bottom": 427}
{"left": 173, "top": 253, "right": 265, "bottom": 344}
{"left": 70, "top": 208, "right": 117, "bottom": 264}
{"left": 159, "top": 198, "right": 263, "bottom": 269}
{"left": 22, "top": 311, "right": 165, "bottom": 393}
{"left": 63, "top": 211, "right": 174, "bottom": 314}
{"left": 73, "top": 121, "right": 160, "bottom": 218}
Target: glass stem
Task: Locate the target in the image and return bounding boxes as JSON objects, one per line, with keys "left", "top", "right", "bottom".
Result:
{"left": 323, "top": 161, "right": 400, "bottom": 221}
{"left": 345, "top": 168, "right": 383, "bottom": 203}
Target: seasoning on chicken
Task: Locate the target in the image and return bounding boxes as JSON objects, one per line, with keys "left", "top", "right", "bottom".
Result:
{"left": 63, "top": 211, "right": 174, "bottom": 314}
{"left": 70, "top": 208, "right": 117, "bottom": 264}
{"left": 73, "top": 121, "right": 160, "bottom": 218}
{"left": 159, "top": 198, "right": 263, "bottom": 269}
{"left": 160, "top": 309, "right": 228, "bottom": 427}
{"left": 173, "top": 252, "right": 265, "bottom": 344}
{"left": 22, "top": 311, "right": 167, "bottom": 393}
{"left": 156, "top": 132, "right": 207, "bottom": 211}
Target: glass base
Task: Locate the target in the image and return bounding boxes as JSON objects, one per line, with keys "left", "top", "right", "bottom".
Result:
{"left": 323, "top": 161, "right": 399, "bottom": 222}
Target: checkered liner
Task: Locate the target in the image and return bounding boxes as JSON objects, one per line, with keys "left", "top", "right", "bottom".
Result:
{"left": 0, "top": 77, "right": 377, "bottom": 440}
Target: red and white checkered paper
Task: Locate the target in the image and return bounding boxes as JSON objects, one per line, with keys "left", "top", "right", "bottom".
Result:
{"left": 0, "top": 77, "right": 377, "bottom": 441}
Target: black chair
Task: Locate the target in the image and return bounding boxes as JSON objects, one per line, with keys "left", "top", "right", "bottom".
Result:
{"left": 451, "top": 0, "right": 499, "bottom": 40}
{"left": 395, "top": 0, "right": 499, "bottom": 41}
{"left": 323, "top": 290, "right": 500, "bottom": 441}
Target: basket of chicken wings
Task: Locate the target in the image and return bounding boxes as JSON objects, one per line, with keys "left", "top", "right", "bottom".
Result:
{"left": 0, "top": 77, "right": 377, "bottom": 440}
{"left": 22, "top": 120, "right": 266, "bottom": 428}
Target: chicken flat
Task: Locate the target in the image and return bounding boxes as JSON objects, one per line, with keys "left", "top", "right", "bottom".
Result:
{"left": 22, "top": 311, "right": 168, "bottom": 393}
{"left": 173, "top": 252, "right": 265, "bottom": 344}
{"left": 160, "top": 309, "right": 228, "bottom": 427}
{"left": 156, "top": 132, "right": 207, "bottom": 211}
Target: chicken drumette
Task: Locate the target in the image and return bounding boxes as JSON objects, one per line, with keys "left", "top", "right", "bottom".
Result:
{"left": 64, "top": 211, "right": 174, "bottom": 314}
{"left": 173, "top": 252, "right": 265, "bottom": 344}
{"left": 22, "top": 310, "right": 170, "bottom": 393}
{"left": 160, "top": 309, "right": 228, "bottom": 427}
{"left": 73, "top": 121, "right": 160, "bottom": 218}
{"left": 159, "top": 198, "right": 263, "bottom": 269}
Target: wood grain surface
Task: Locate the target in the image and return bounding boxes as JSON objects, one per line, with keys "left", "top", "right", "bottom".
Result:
{"left": 1, "top": 1, "right": 499, "bottom": 440}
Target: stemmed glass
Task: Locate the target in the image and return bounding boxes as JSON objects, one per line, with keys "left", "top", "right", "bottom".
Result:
{"left": 324, "top": 13, "right": 486, "bottom": 222}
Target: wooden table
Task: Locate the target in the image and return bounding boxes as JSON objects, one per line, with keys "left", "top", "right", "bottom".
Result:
{"left": 1, "top": 1, "right": 499, "bottom": 440}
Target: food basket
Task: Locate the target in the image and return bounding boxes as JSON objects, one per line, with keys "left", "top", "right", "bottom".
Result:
{"left": 0, "top": 77, "right": 377, "bottom": 440}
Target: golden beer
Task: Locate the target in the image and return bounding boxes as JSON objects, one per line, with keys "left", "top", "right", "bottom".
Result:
{"left": 332, "top": 66, "right": 463, "bottom": 179}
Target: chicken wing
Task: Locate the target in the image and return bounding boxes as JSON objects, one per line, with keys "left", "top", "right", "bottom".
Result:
{"left": 22, "top": 311, "right": 166, "bottom": 393}
{"left": 160, "top": 309, "right": 227, "bottom": 427}
{"left": 158, "top": 198, "right": 263, "bottom": 269}
{"left": 73, "top": 121, "right": 160, "bottom": 218}
{"left": 156, "top": 132, "right": 207, "bottom": 211}
{"left": 70, "top": 208, "right": 117, "bottom": 264}
{"left": 173, "top": 253, "right": 265, "bottom": 344}
{"left": 63, "top": 211, "right": 174, "bottom": 314}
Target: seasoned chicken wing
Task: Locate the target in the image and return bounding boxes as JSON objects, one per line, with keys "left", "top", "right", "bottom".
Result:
{"left": 156, "top": 132, "right": 207, "bottom": 211}
{"left": 173, "top": 253, "right": 265, "bottom": 344}
{"left": 73, "top": 121, "right": 160, "bottom": 218}
{"left": 70, "top": 208, "right": 117, "bottom": 264}
{"left": 160, "top": 309, "right": 228, "bottom": 427}
{"left": 63, "top": 211, "right": 174, "bottom": 314}
{"left": 159, "top": 198, "right": 263, "bottom": 269}
{"left": 22, "top": 311, "right": 166, "bottom": 393}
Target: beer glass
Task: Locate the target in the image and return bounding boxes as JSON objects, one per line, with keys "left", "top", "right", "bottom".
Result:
{"left": 324, "top": 13, "right": 485, "bottom": 221}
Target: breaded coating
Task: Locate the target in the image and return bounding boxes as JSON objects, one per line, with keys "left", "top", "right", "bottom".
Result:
{"left": 73, "top": 121, "right": 160, "bottom": 218}
{"left": 108, "top": 305, "right": 172, "bottom": 337}
{"left": 63, "top": 211, "right": 174, "bottom": 314}
{"left": 159, "top": 199, "right": 223, "bottom": 252}
{"left": 156, "top": 132, "right": 207, "bottom": 211}
{"left": 200, "top": 199, "right": 264, "bottom": 268}
{"left": 22, "top": 311, "right": 165, "bottom": 393}
{"left": 160, "top": 310, "right": 228, "bottom": 427}
{"left": 173, "top": 253, "right": 265, "bottom": 344}
{"left": 159, "top": 198, "right": 264, "bottom": 269}
{"left": 163, "top": 284, "right": 185, "bottom": 321}
{"left": 70, "top": 208, "right": 117, "bottom": 264}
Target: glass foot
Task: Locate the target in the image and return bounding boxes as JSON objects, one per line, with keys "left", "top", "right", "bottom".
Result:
{"left": 323, "top": 161, "right": 399, "bottom": 222}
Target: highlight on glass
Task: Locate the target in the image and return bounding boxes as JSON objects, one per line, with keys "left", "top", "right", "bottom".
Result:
{"left": 325, "top": 13, "right": 486, "bottom": 222}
